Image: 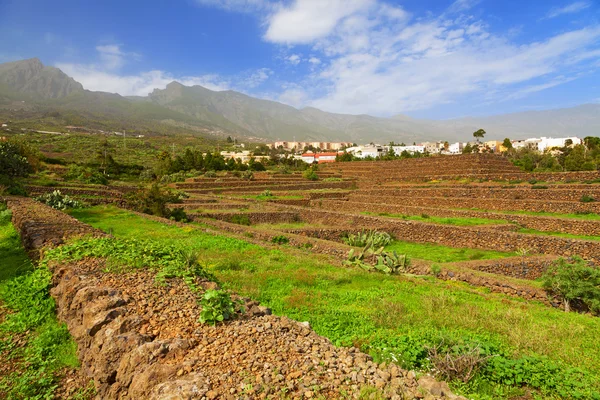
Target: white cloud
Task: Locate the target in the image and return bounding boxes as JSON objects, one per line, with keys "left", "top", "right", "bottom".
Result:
{"left": 194, "top": 0, "right": 273, "bottom": 13}
{"left": 243, "top": 68, "right": 272, "bottom": 88}
{"left": 94, "top": 44, "right": 141, "bottom": 70}
{"left": 308, "top": 57, "right": 321, "bottom": 65}
{"left": 264, "top": 0, "right": 373, "bottom": 44}
{"left": 55, "top": 63, "right": 230, "bottom": 96}
{"left": 278, "top": 86, "right": 309, "bottom": 108}
{"left": 546, "top": 1, "right": 591, "bottom": 19}
{"left": 287, "top": 54, "right": 301, "bottom": 65}
{"left": 447, "top": 0, "right": 480, "bottom": 14}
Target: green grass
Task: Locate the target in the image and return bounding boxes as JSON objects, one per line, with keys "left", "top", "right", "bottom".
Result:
{"left": 518, "top": 228, "right": 600, "bottom": 242}
{"left": 69, "top": 205, "right": 600, "bottom": 399}
{"left": 384, "top": 240, "right": 515, "bottom": 262}
{"left": 0, "top": 213, "right": 33, "bottom": 281}
{"left": 364, "top": 212, "right": 509, "bottom": 226}
{"left": 0, "top": 212, "right": 83, "bottom": 399}
{"left": 465, "top": 208, "right": 600, "bottom": 221}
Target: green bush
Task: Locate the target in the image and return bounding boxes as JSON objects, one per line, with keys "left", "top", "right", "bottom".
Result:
{"left": 303, "top": 168, "right": 319, "bottom": 181}
{"left": 199, "top": 289, "right": 240, "bottom": 325}
{"left": 35, "top": 190, "right": 84, "bottom": 210}
{"left": 125, "top": 184, "right": 184, "bottom": 219}
{"left": 242, "top": 170, "right": 254, "bottom": 181}
{"left": 542, "top": 256, "right": 600, "bottom": 314}
{"left": 204, "top": 170, "right": 217, "bottom": 178}
{"left": 65, "top": 165, "right": 108, "bottom": 185}
{"left": 580, "top": 195, "right": 596, "bottom": 203}
{"left": 271, "top": 235, "right": 289, "bottom": 245}
{"left": 344, "top": 246, "right": 410, "bottom": 275}
{"left": 230, "top": 214, "right": 251, "bottom": 225}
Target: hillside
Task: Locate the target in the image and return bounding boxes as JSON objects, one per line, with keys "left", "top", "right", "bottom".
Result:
{"left": 1, "top": 58, "right": 599, "bottom": 143}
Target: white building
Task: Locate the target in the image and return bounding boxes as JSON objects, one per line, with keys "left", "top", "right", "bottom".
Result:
{"left": 347, "top": 145, "right": 385, "bottom": 159}
{"left": 390, "top": 145, "right": 425, "bottom": 155}
{"left": 538, "top": 137, "right": 582, "bottom": 152}
{"left": 301, "top": 152, "right": 315, "bottom": 163}
{"left": 447, "top": 142, "right": 463, "bottom": 154}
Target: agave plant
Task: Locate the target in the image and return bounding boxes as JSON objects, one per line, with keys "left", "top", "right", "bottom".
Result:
{"left": 344, "top": 245, "right": 409, "bottom": 275}
{"left": 343, "top": 230, "right": 393, "bottom": 249}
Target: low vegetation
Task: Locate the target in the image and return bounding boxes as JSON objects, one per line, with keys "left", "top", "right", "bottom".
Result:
{"left": 67, "top": 206, "right": 600, "bottom": 399}
{"left": 542, "top": 257, "right": 600, "bottom": 314}
{"left": 342, "top": 230, "right": 393, "bottom": 248}
{"left": 35, "top": 190, "right": 84, "bottom": 210}
{"left": 0, "top": 211, "right": 86, "bottom": 399}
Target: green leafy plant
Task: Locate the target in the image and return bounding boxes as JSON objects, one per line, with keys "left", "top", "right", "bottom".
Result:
{"left": 271, "top": 235, "right": 289, "bottom": 245}
{"left": 261, "top": 189, "right": 273, "bottom": 197}
{"left": 199, "top": 289, "right": 241, "bottom": 325}
{"left": 343, "top": 230, "right": 393, "bottom": 248}
{"left": 431, "top": 263, "right": 441, "bottom": 276}
{"left": 303, "top": 168, "right": 319, "bottom": 181}
{"left": 580, "top": 195, "right": 596, "bottom": 203}
{"left": 242, "top": 170, "right": 254, "bottom": 181}
{"left": 35, "top": 190, "right": 84, "bottom": 210}
{"left": 542, "top": 256, "right": 600, "bottom": 314}
{"left": 230, "top": 214, "right": 251, "bottom": 225}
{"left": 344, "top": 246, "right": 410, "bottom": 275}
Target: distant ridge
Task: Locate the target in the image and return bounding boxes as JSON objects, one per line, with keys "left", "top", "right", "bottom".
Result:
{"left": 0, "top": 58, "right": 599, "bottom": 142}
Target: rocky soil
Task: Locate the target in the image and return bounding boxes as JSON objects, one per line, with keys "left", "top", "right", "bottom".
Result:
{"left": 51, "top": 259, "right": 464, "bottom": 399}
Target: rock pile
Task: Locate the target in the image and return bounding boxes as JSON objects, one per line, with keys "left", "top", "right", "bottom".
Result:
{"left": 51, "top": 260, "right": 465, "bottom": 399}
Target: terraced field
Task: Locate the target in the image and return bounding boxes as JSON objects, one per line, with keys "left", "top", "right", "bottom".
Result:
{"left": 7, "top": 154, "right": 600, "bottom": 399}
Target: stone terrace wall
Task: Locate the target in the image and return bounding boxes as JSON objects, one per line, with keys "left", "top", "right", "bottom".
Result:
{"left": 346, "top": 194, "right": 600, "bottom": 214}
{"left": 4, "top": 196, "right": 106, "bottom": 256}
{"left": 190, "top": 211, "right": 301, "bottom": 225}
{"left": 275, "top": 206, "right": 600, "bottom": 262}
{"left": 316, "top": 199, "right": 600, "bottom": 236}
{"left": 353, "top": 186, "right": 600, "bottom": 202}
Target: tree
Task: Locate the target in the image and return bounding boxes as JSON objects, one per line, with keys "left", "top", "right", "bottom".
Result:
{"left": 542, "top": 257, "right": 600, "bottom": 313}
{"left": 473, "top": 129, "right": 486, "bottom": 142}
{"left": 502, "top": 138, "right": 513, "bottom": 150}
{"left": 226, "top": 136, "right": 233, "bottom": 143}
{"left": 462, "top": 143, "right": 473, "bottom": 154}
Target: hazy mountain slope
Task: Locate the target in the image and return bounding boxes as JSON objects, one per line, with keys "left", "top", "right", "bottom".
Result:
{"left": 0, "top": 58, "right": 598, "bottom": 143}
{"left": 149, "top": 82, "right": 345, "bottom": 141}
{"left": 444, "top": 104, "right": 600, "bottom": 140}
{"left": 0, "top": 58, "right": 83, "bottom": 99}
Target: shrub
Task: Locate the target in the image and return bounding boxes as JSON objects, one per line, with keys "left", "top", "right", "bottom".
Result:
{"left": 35, "top": 190, "right": 84, "bottom": 210}
{"left": 204, "top": 170, "right": 217, "bottom": 178}
{"left": 427, "top": 340, "right": 491, "bottom": 383}
{"left": 323, "top": 177, "right": 342, "bottom": 182}
{"left": 420, "top": 213, "right": 430, "bottom": 219}
{"left": 343, "top": 230, "right": 393, "bottom": 248}
{"left": 531, "top": 185, "right": 549, "bottom": 189}
{"left": 542, "top": 256, "right": 600, "bottom": 314}
{"left": 242, "top": 170, "right": 254, "bottom": 181}
{"left": 65, "top": 165, "right": 108, "bottom": 185}
{"left": 230, "top": 214, "right": 251, "bottom": 225}
{"left": 580, "top": 195, "right": 596, "bottom": 203}
{"left": 199, "top": 289, "right": 241, "bottom": 325}
{"left": 169, "top": 207, "right": 189, "bottom": 222}
{"left": 261, "top": 189, "right": 273, "bottom": 197}
{"left": 431, "top": 263, "right": 441, "bottom": 276}
{"left": 125, "top": 184, "right": 182, "bottom": 219}
{"left": 303, "top": 168, "right": 319, "bottom": 181}
{"left": 271, "top": 235, "right": 289, "bottom": 245}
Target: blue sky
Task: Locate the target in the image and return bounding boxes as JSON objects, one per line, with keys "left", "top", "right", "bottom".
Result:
{"left": 1, "top": 0, "right": 599, "bottom": 119}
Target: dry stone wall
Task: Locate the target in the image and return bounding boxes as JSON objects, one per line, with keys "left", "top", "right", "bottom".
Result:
{"left": 347, "top": 194, "right": 600, "bottom": 214}
{"left": 316, "top": 199, "right": 600, "bottom": 236}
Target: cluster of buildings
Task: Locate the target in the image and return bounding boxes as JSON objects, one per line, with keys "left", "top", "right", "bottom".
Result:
{"left": 223, "top": 136, "right": 585, "bottom": 165}
{"left": 267, "top": 141, "right": 353, "bottom": 151}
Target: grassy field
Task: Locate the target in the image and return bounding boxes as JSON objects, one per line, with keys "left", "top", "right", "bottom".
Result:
{"left": 384, "top": 240, "right": 516, "bottom": 262}
{"left": 467, "top": 208, "right": 600, "bottom": 221}
{"left": 363, "top": 212, "right": 509, "bottom": 226}
{"left": 0, "top": 210, "right": 89, "bottom": 399}
{"left": 518, "top": 228, "right": 600, "bottom": 241}
{"left": 68, "top": 205, "right": 600, "bottom": 399}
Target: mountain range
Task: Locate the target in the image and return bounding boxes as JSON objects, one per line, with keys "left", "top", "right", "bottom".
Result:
{"left": 1, "top": 58, "right": 598, "bottom": 143}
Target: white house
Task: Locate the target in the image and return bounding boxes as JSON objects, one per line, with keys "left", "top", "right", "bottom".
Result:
{"left": 391, "top": 145, "right": 425, "bottom": 155}
{"left": 301, "top": 152, "right": 316, "bottom": 163}
{"left": 447, "top": 142, "right": 463, "bottom": 154}
{"left": 538, "top": 137, "right": 582, "bottom": 152}
{"left": 349, "top": 145, "right": 385, "bottom": 159}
